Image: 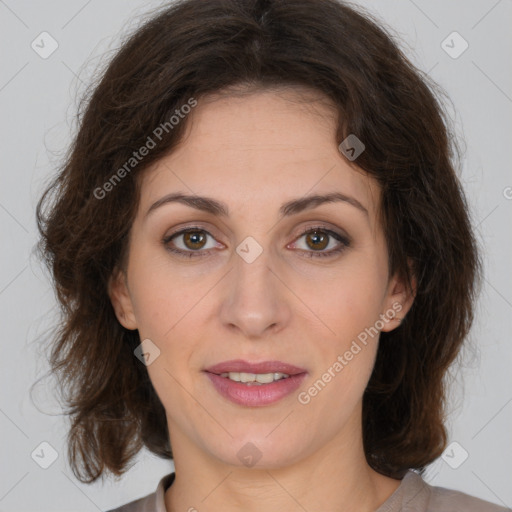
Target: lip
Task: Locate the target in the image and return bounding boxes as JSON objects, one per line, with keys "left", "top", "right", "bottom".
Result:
{"left": 204, "top": 359, "right": 307, "bottom": 375}
{"left": 204, "top": 359, "right": 308, "bottom": 407}
{"left": 205, "top": 372, "right": 307, "bottom": 407}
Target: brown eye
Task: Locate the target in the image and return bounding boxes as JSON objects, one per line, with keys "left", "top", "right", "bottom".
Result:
{"left": 182, "top": 230, "right": 207, "bottom": 250}
{"left": 304, "top": 230, "right": 329, "bottom": 251}
{"left": 163, "top": 227, "right": 219, "bottom": 258}
{"left": 163, "top": 225, "right": 349, "bottom": 260}
{"left": 292, "top": 227, "right": 350, "bottom": 259}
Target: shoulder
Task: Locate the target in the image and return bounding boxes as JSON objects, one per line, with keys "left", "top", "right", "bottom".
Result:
{"left": 399, "top": 470, "right": 510, "bottom": 512}
{"left": 105, "top": 472, "right": 175, "bottom": 512}
{"left": 105, "top": 492, "right": 156, "bottom": 512}
{"left": 427, "top": 480, "right": 510, "bottom": 512}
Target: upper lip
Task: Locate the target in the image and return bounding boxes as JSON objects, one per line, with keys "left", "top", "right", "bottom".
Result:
{"left": 204, "top": 359, "right": 307, "bottom": 376}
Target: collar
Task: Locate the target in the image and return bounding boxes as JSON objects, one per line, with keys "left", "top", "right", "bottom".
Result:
{"left": 152, "top": 469, "right": 427, "bottom": 512}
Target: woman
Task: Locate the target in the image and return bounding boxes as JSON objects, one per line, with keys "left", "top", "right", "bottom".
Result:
{"left": 36, "top": 0, "right": 509, "bottom": 510}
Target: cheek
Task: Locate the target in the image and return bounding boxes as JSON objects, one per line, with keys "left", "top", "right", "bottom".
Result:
{"left": 126, "top": 244, "right": 195, "bottom": 333}
{"left": 295, "top": 253, "right": 387, "bottom": 405}
{"left": 303, "top": 271, "right": 382, "bottom": 413}
{"left": 301, "top": 257, "right": 387, "bottom": 338}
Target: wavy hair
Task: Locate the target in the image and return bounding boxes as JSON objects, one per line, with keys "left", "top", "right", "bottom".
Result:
{"left": 35, "top": 0, "right": 481, "bottom": 483}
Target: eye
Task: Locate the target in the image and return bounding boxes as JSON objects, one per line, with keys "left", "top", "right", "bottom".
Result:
{"left": 163, "top": 227, "right": 220, "bottom": 259}
{"left": 290, "top": 226, "right": 350, "bottom": 259}
{"left": 162, "top": 225, "right": 350, "bottom": 259}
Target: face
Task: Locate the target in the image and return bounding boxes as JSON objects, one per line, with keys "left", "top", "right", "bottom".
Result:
{"left": 109, "top": 87, "right": 413, "bottom": 470}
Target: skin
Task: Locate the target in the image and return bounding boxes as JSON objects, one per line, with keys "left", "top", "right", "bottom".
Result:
{"left": 109, "top": 87, "right": 415, "bottom": 512}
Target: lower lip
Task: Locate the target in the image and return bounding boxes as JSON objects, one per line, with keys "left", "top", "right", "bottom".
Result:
{"left": 205, "top": 372, "right": 307, "bottom": 406}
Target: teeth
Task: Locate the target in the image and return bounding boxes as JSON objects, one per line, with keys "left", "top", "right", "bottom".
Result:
{"left": 219, "top": 372, "right": 290, "bottom": 384}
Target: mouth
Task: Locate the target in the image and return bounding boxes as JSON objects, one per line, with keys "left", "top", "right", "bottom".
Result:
{"left": 204, "top": 359, "right": 307, "bottom": 406}
{"left": 204, "top": 359, "right": 307, "bottom": 379}
{"left": 216, "top": 371, "right": 291, "bottom": 385}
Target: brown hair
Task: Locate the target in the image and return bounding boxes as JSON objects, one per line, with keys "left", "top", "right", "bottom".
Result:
{"left": 35, "top": 0, "right": 481, "bottom": 483}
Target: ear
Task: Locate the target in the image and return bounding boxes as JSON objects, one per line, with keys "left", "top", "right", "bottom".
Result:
{"left": 108, "top": 267, "right": 138, "bottom": 330}
{"left": 380, "top": 260, "right": 416, "bottom": 333}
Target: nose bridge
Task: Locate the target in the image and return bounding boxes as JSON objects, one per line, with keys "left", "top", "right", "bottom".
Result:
{"left": 218, "top": 241, "right": 290, "bottom": 337}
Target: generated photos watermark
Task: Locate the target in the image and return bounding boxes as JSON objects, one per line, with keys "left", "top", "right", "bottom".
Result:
{"left": 297, "top": 301, "right": 402, "bottom": 405}
{"left": 93, "top": 97, "right": 197, "bottom": 200}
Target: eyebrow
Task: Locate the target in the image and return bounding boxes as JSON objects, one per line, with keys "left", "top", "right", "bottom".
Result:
{"left": 145, "top": 191, "right": 368, "bottom": 219}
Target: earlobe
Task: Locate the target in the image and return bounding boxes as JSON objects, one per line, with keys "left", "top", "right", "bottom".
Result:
{"left": 108, "top": 268, "right": 138, "bottom": 330}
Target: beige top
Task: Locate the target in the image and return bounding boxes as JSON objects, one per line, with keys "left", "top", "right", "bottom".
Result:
{"left": 106, "top": 470, "right": 511, "bottom": 512}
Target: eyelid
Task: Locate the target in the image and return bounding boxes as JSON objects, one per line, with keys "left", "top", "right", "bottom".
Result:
{"left": 162, "top": 222, "right": 351, "bottom": 259}
{"left": 163, "top": 221, "right": 349, "bottom": 240}
{"left": 162, "top": 225, "right": 223, "bottom": 252}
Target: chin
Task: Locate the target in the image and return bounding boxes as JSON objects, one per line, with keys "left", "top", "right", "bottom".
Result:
{"left": 207, "top": 431, "right": 307, "bottom": 470}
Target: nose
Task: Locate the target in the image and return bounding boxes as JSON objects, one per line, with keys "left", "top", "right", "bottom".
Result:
{"left": 218, "top": 247, "right": 291, "bottom": 340}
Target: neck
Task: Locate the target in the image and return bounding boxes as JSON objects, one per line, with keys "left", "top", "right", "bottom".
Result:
{"left": 164, "top": 413, "right": 401, "bottom": 512}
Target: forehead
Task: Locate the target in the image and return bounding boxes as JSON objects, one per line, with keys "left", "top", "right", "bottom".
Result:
{"left": 138, "top": 89, "right": 380, "bottom": 222}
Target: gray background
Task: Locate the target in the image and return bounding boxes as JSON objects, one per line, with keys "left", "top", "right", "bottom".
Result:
{"left": 1, "top": 0, "right": 511, "bottom": 510}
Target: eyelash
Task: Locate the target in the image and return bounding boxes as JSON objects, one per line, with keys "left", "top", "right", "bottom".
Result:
{"left": 162, "top": 225, "right": 350, "bottom": 260}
